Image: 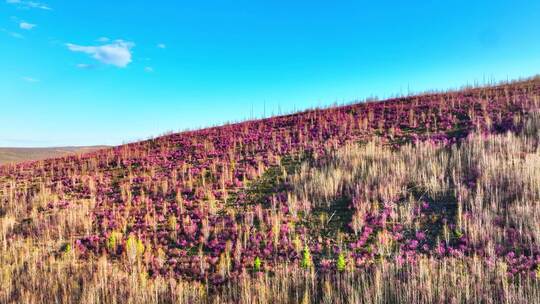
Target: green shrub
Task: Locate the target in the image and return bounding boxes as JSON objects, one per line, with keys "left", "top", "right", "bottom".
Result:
{"left": 126, "top": 234, "right": 145, "bottom": 263}
{"left": 107, "top": 231, "right": 122, "bottom": 251}
{"left": 61, "top": 243, "right": 72, "bottom": 255}
{"left": 254, "top": 256, "right": 261, "bottom": 271}
{"left": 336, "top": 253, "right": 346, "bottom": 272}
{"left": 301, "top": 245, "right": 312, "bottom": 269}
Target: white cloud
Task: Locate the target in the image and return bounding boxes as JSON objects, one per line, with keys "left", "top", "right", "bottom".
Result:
{"left": 22, "top": 76, "right": 39, "bottom": 82}
{"left": 66, "top": 40, "right": 135, "bottom": 68}
{"left": 144, "top": 66, "right": 154, "bottom": 73}
{"left": 6, "top": 0, "right": 51, "bottom": 10}
{"left": 157, "top": 43, "right": 166, "bottom": 49}
{"left": 19, "top": 22, "right": 36, "bottom": 30}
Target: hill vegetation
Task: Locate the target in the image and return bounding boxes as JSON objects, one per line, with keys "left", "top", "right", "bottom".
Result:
{"left": 1, "top": 78, "right": 540, "bottom": 303}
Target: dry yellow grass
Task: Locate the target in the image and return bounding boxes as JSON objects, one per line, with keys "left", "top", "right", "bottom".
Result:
{"left": 0, "top": 114, "right": 539, "bottom": 303}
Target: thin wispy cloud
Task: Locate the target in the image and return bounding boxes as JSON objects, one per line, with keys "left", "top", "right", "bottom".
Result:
{"left": 144, "top": 66, "right": 154, "bottom": 73}
{"left": 6, "top": 0, "right": 52, "bottom": 10}
{"left": 157, "top": 43, "right": 166, "bottom": 49}
{"left": 1, "top": 28, "right": 23, "bottom": 39}
{"left": 10, "top": 32, "right": 23, "bottom": 38}
{"left": 21, "top": 76, "right": 39, "bottom": 82}
{"left": 76, "top": 63, "right": 93, "bottom": 69}
{"left": 66, "top": 40, "right": 135, "bottom": 68}
{"left": 19, "top": 22, "right": 36, "bottom": 30}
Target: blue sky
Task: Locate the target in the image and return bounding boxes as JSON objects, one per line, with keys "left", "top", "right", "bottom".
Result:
{"left": 1, "top": 1, "right": 540, "bottom": 147}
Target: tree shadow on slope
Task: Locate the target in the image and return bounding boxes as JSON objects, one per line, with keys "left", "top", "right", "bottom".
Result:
{"left": 401, "top": 183, "right": 463, "bottom": 250}
{"left": 300, "top": 196, "right": 353, "bottom": 241}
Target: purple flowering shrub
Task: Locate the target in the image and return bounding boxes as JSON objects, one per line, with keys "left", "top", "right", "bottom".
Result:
{"left": 280, "top": 119, "right": 540, "bottom": 279}
{"left": 1, "top": 78, "right": 540, "bottom": 287}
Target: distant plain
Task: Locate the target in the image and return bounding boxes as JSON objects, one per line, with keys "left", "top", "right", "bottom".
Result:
{"left": 0, "top": 146, "right": 108, "bottom": 165}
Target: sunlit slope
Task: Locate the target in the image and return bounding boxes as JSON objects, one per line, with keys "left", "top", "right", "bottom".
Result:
{"left": 1, "top": 78, "right": 540, "bottom": 303}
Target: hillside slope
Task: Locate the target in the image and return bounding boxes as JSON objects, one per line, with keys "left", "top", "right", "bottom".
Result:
{"left": 0, "top": 146, "right": 108, "bottom": 165}
{"left": 1, "top": 78, "right": 540, "bottom": 303}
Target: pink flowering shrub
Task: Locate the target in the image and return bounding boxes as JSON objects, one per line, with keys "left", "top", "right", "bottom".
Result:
{"left": 1, "top": 78, "right": 540, "bottom": 290}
